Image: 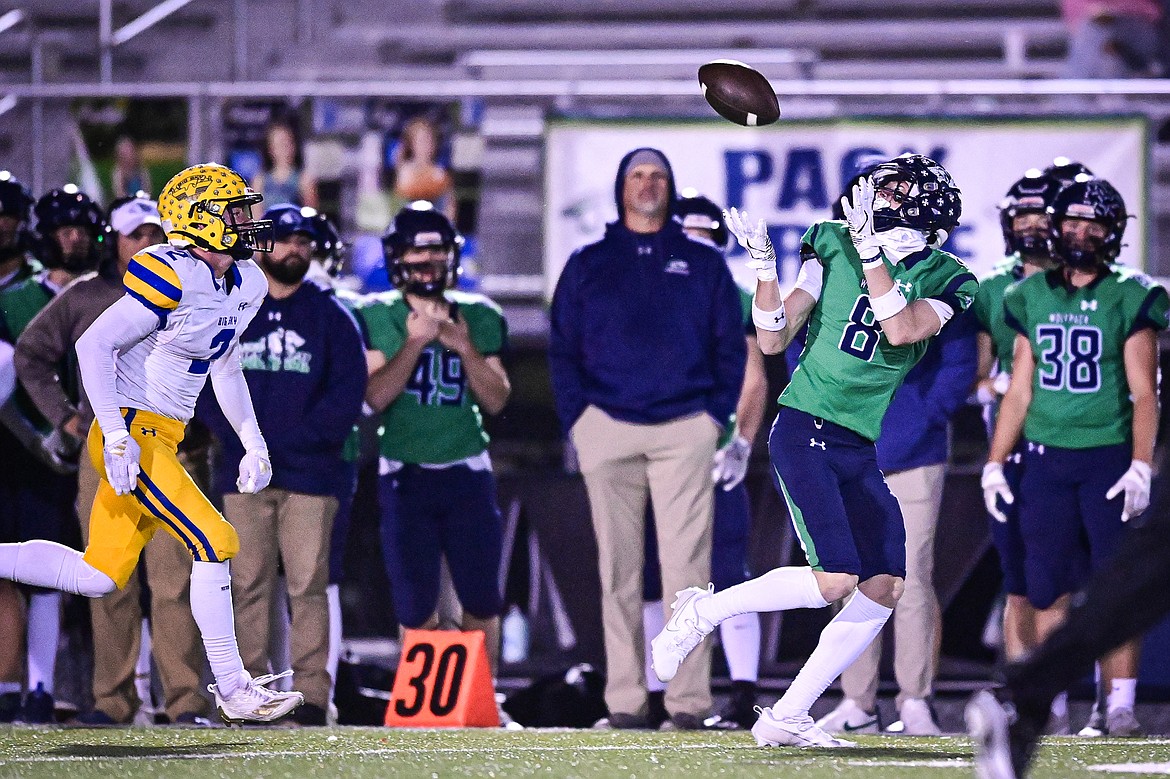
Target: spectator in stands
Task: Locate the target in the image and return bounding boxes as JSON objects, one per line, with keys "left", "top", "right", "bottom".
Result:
{"left": 111, "top": 137, "right": 152, "bottom": 200}
{"left": 1062, "top": 0, "right": 1165, "bottom": 77}
{"left": 15, "top": 195, "right": 212, "bottom": 725}
{"left": 0, "top": 186, "right": 108, "bottom": 723}
{"left": 0, "top": 171, "right": 38, "bottom": 723}
{"left": 360, "top": 203, "right": 510, "bottom": 672}
{"left": 549, "top": 149, "right": 745, "bottom": 730}
{"left": 252, "top": 120, "right": 318, "bottom": 209}
{"left": 198, "top": 203, "right": 366, "bottom": 726}
{"left": 391, "top": 116, "right": 456, "bottom": 222}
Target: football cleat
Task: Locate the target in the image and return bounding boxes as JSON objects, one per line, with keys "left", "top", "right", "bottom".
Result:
{"left": 753, "top": 707, "right": 856, "bottom": 748}
{"left": 891, "top": 697, "right": 942, "bottom": 736}
{"left": 966, "top": 689, "right": 1043, "bottom": 779}
{"left": 1105, "top": 707, "right": 1142, "bottom": 737}
{"left": 208, "top": 670, "right": 304, "bottom": 726}
{"left": 650, "top": 585, "right": 715, "bottom": 683}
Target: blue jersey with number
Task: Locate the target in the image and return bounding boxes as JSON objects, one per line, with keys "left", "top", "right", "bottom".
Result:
{"left": 358, "top": 290, "right": 507, "bottom": 464}
{"left": 1004, "top": 266, "right": 1169, "bottom": 449}
{"left": 117, "top": 244, "right": 267, "bottom": 422}
{"left": 779, "top": 221, "right": 977, "bottom": 441}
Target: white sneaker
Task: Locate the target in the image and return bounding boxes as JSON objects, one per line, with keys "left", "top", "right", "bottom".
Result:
{"left": 650, "top": 585, "right": 715, "bottom": 683}
{"left": 752, "top": 706, "right": 856, "bottom": 748}
{"left": 815, "top": 698, "right": 879, "bottom": 735}
{"left": 208, "top": 671, "right": 304, "bottom": 726}
{"left": 892, "top": 698, "right": 942, "bottom": 736}
{"left": 1106, "top": 707, "right": 1142, "bottom": 737}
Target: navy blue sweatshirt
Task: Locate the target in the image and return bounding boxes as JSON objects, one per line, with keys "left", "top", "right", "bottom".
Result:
{"left": 198, "top": 280, "right": 367, "bottom": 496}
{"left": 549, "top": 149, "right": 745, "bottom": 434}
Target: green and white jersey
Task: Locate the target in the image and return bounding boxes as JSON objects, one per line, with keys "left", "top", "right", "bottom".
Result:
{"left": 1004, "top": 266, "right": 1169, "bottom": 449}
{"left": 359, "top": 289, "right": 507, "bottom": 465}
{"left": 972, "top": 257, "right": 1026, "bottom": 374}
{"left": 780, "top": 221, "right": 978, "bottom": 441}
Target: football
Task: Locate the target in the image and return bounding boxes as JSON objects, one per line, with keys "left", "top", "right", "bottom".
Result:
{"left": 698, "top": 59, "right": 781, "bottom": 127}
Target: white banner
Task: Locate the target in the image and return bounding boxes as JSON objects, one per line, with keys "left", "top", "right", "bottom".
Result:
{"left": 544, "top": 118, "right": 1147, "bottom": 298}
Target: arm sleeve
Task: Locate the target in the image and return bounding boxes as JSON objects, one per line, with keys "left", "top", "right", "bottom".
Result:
{"left": 548, "top": 254, "right": 587, "bottom": 434}
{"left": 14, "top": 295, "right": 78, "bottom": 428}
{"left": 708, "top": 262, "right": 748, "bottom": 426}
{"left": 75, "top": 295, "right": 161, "bottom": 444}
{"left": 793, "top": 254, "right": 824, "bottom": 301}
{"left": 296, "top": 302, "right": 369, "bottom": 449}
{"left": 209, "top": 339, "right": 266, "bottom": 453}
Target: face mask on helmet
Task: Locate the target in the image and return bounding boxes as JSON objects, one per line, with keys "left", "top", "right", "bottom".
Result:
{"left": 1048, "top": 179, "right": 1126, "bottom": 271}
{"left": 33, "top": 187, "right": 110, "bottom": 273}
{"left": 999, "top": 170, "right": 1062, "bottom": 261}
{"left": 866, "top": 155, "right": 962, "bottom": 243}
{"left": 159, "top": 164, "right": 274, "bottom": 260}
{"left": 383, "top": 205, "right": 463, "bottom": 297}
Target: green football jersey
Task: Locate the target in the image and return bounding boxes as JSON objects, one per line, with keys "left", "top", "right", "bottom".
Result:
{"left": 0, "top": 275, "right": 56, "bottom": 432}
{"left": 780, "top": 221, "right": 978, "bottom": 441}
{"left": 972, "top": 257, "right": 1026, "bottom": 374}
{"left": 1005, "top": 266, "right": 1169, "bottom": 449}
{"left": 359, "top": 289, "right": 507, "bottom": 464}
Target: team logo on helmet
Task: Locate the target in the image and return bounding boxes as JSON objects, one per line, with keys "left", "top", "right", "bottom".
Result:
{"left": 158, "top": 163, "right": 273, "bottom": 260}
{"left": 1048, "top": 178, "right": 1127, "bottom": 270}
{"left": 866, "top": 153, "right": 962, "bottom": 241}
{"left": 382, "top": 201, "right": 462, "bottom": 297}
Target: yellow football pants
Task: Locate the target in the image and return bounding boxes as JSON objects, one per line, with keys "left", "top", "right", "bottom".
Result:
{"left": 82, "top": 408, "right": 240, "bottom": 588}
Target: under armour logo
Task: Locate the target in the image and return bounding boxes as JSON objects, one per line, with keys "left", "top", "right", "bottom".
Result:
{"left": 637, "top": 245, "right": 653, "bottom": 256}
{"left": 268, "top": 311, "right": 282, "bottom": 321}
{"left": 1081, "top": 300, "right": 1098, "bottom": 311}
{"left": 140, "top": 427, "right": 157, "bottom": 437}
{"left": 809, "top": 438, "right": 826, "bottom": 450}
{"left": 897, "top": 280, "right": 913, "bottom": 294}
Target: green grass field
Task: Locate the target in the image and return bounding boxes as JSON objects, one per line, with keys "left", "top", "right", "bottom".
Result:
{"left": 3, "top": 726, "right": 1170, "bottom": 778}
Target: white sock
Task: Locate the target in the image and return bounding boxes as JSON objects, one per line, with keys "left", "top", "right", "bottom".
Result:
{"left": 1108, "top": 678, "right": 1137, "bottom": 713}
{"left": 189, "top": 560, "right": 247, "bottom": 698}
{"left": 326, "top": 583, "right": 342, "bottom": 702}
{"left": 720, "top": 612, "right": 761, "bottom": 682}
{"left": 0, "top": 541, "right": 114, "bottom": 596}
{"left": 26, "top": 592, "right": 61, "bottom": 694}
{"left": 1050, "top": 691, "right": 1068, "bottom": 719}
{"left": 135, "top": 620, "right": 154, "bottom": 708}
{"left": 696, "top": 566, "right": 828, "bottom": 626}
{"left": 642, "top": 601, "right": 667, "bottom": 693}
{"left": 773, "top": 590, "right": 892, "bottom": 719}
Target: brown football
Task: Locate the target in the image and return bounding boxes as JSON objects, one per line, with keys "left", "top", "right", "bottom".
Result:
{"left": 698, "top": 59, "right": 780, "bottom": 127}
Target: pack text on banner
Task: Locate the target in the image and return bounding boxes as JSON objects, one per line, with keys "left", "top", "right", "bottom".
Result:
{"left": 543, "top": 117, "right": 1147, "bottom": 299}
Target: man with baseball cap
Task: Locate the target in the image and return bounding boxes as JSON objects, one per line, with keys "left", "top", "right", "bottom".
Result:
{"left": 14, "top": 193, "right": 212, "bottom": 725}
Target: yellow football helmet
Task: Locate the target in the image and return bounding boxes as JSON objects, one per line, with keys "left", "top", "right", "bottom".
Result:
{"left": 158, "top": 163, "right": 273, "bottom": 259}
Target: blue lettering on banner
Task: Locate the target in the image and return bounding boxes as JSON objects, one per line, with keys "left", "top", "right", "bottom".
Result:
{"left": 724, "top": 150, "right": 773, "bottom": 208}
{"left": 777, "top": 148, "right": 828, "bottom": 210}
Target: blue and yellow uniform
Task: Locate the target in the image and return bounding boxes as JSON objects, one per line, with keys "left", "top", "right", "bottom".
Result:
{"left": 81, "top": 245, "right": 267, "bottom": 587}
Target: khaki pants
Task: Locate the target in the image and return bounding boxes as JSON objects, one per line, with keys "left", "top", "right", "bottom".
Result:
{"left": 224, "top": 489, "right": 336, "bottom": 708}
{"left": 78, "top": 451, "right": 207, "bottom": 722}
{"left": 840, "top": 464, "right": 945, "bottom": 710}
{"left": 572, "top": 406, "right": 718, "bottom": 719}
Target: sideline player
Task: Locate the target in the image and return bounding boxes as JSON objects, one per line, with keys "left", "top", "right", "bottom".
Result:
{"left": 0, "top": 163, "right": 305, "bottom": 725}
{"left": 651, "top": 154, "right": 977, "bottom": 747}
{"left": 980, "top": 177, "right": 1165, "bottom": 738}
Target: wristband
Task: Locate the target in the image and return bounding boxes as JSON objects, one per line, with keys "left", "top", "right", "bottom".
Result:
{"left": 751, "top": 300, "right": 787, "bottom": 332}
{"left": 869, "top": 284, "right": 908, "bottom": 321}
{"left": 860, "top": 255, "right": 884, "bottom": 270}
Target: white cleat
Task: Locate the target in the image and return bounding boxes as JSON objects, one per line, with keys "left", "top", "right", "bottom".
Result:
{"left": 650, "top": 585, "right": 715, "bottom": 683}
{"left": 891, "top": 697, "right": 943, "bottom": 736}
{"left": 208, "top": 670, "right": 304, "bottom": 726}
{"left": 815, "top": 698, "right": 879, "bottom": 735}
{"left": 965, "top": 690, "right": 1018, "bottom": 779}
{"left": 753, "top": 706, "right": 857, "bottom": 748}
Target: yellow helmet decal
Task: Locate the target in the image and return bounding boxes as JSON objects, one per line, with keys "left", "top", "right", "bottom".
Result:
{"left": 158, "top": 162, "right": 271, "bottom": 257}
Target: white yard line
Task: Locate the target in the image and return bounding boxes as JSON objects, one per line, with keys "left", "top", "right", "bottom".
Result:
{"left": 1089, "top": 763, "right": 1170, "bottom": 774}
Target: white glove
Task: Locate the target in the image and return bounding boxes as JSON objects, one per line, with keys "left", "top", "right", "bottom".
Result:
{"left": 840, "top": 177, "right": 881, "bottom": 262}
{"left": 712, "top": 434, "right": 751, "bottom": 491}
{"left": 981, "top": 462, "right": 1014, "bottom": 523}
{"left": 1106, "top": 459, "right": 1152, "bottom": 522}
{"left": 237, "top": 449, "right": 272, "bottom": 494}
{"left": 725, "top": 208, "right": 777, "bottom": 281}
{"left": 104, "top": 433, "right": 142, "bottom": 496}
{"left": 993, "top": 371, "right": 1012, "bottom": 397}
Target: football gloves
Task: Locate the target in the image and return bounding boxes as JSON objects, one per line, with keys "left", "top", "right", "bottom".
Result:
{"left": 237, "top": 448, "right": 272, "bottom": 494}
{"left": 104, "top": 434, "right": 142, "bottom": 496}
{"left": 725, "top": 207, "right": 777, "bottom": 281}
{"left": 1106, "top": 459, "right": 1151, "bottom": 522}
{"left": 841, "top": 178, "right": 881, "bottom": 263}
{"left": 712, "top": 434, "right": 751, "bottom": 491}
{"left": 981, "top": 462, "right": 1014, "bottom": 523}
